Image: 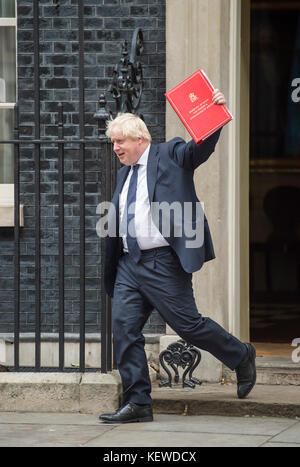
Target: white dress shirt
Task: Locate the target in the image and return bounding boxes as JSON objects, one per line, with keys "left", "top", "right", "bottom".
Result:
{"left": 119, "top": 144, "right": 169, "bottom": 252}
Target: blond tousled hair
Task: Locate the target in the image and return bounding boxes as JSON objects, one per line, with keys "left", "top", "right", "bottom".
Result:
{"left": 105, "top": 113, "right": 152, "bottom": 142}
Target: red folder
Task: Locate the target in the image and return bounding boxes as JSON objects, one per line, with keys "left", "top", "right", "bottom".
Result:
{"left": 165, "top": 69, "right": 232, "bottom": 145}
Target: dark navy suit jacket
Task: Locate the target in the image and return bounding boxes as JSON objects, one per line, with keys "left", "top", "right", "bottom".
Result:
{"left": 104, "top": 129, "right": 222, "bottom": 297}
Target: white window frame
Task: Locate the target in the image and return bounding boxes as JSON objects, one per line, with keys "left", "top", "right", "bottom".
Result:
{"left": 0, "top": 1, "right": 23, "bottom": 226}
{"left": 0, "top": 12, "right": 17, "bottom": 107}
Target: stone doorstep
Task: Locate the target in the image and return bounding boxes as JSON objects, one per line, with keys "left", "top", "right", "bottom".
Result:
{"left": 151, "top": 382, "right": 300, "bottom": 419}
{"left": 152, "top": 356, "right": 300, "bottom": 419}
{"left": 223, "top": 357, "right": 300, "bottom": 386}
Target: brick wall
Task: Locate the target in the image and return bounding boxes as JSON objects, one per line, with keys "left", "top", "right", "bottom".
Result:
{"left": 0, "top": 0, "right": 166, "bottom": 334}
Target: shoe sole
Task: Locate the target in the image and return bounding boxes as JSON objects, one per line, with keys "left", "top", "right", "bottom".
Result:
{"left": 238, "top": 379, "right": 256, "bottom": 399}
{"left": 100, "top": 416, "right": 153, "bottom": 424}
{"left": 238, "top": 344, "right": 257, "bottom": 399}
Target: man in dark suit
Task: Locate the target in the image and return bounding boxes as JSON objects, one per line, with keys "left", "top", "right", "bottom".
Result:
{"left": 99, "top": 90, "right": 256, "bottom": 424}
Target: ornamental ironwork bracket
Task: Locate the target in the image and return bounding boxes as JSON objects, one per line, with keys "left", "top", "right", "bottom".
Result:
{"left": 159, "top": 340, "right": 202, "bottom": 389}
{"left": 94, "top": 28, "right": 144, "bottom": 138}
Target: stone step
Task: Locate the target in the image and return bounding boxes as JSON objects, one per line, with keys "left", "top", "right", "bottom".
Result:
{"left": 152, "top": 381, "right": 300, "bottom": 419}
{"left": 223, "top": 357, "right": 300, "bottom": 386}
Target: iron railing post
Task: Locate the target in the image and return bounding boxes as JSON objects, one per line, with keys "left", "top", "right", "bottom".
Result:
{"left": 13, "top": 103, "right": 20, "bottom": 371}
{"left": 33, "top": 0, "right": 41, "bottom": 370}
{"left": 58, "top": 103, "right": 65, "bottom": 371}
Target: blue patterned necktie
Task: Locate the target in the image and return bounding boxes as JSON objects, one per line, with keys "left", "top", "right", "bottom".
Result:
{"left": 125, "top": 164, "right": 141, "bottom": 263}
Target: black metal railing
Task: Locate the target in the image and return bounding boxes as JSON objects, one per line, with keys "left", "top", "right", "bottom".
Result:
{"left": 0, "top": 0, "right": 144, "bottom": 373}
{"left": 9, "top": 106, "right": 116, "bottom": 373}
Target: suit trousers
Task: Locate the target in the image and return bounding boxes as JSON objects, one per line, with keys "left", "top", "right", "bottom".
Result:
{"left": 112, "top": 247, "right": 246, "bottom": 406}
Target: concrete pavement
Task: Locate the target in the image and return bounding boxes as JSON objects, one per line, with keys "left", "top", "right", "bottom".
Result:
{"left": 0, "top": 411, "right": 299, "bottom": 447}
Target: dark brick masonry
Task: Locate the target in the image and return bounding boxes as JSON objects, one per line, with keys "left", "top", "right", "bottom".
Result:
{"left": 0, "top": 0, "right": 166, "bottom": 334}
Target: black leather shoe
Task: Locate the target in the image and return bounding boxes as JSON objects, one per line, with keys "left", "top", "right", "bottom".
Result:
{"left": 99, "top": 402, "right": 153, "bottom": 424}
{"left": 235, "top": 343, "right": 256, "bottom": 399}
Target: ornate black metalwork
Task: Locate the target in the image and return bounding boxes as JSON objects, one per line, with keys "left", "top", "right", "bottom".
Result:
{"left": 108, "top": 28, "right": 144, "bottom": 115}
{"left": 159, "top": 340, "right": 202, "bottom": 389}
{"left": 94, "top": 28, "right": 144, "bottom": 137}
{"left": 93, "top": 94, "right": 112, "bottom": 140}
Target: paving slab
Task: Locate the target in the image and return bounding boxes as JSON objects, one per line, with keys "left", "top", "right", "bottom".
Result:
{"left": 84, "top": 428, "right": 270, "bottom": 447}
{"left": 0, "top": 412, "right": 299, "bottom": 448}
{"left": 113, "top": 414, "right": 296, "bottom": 436}
{"left": 0, "top": 412, "right": 99, "bottom": 426}
{"left": 269, "top": 422, "right": 300, "bottom": 444}
{"left": 0, "top": 423, "right": 112, "bottom": 447}
{"left": 262, "top": 442, "right": 300, "bottom": 447}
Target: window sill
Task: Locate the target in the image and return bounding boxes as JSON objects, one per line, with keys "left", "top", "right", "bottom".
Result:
{"left": 0, "top": 185, "right": 24, "bottom": 227}
{"left": 0, "top": 204, "right": 24, "bottom": 227}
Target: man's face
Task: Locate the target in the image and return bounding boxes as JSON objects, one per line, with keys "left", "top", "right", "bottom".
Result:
{"left": 110, "top": 128, "right": 143, "bottom": 166}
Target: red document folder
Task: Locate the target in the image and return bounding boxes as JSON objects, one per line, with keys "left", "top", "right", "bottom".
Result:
{"left": 165, "top": 69, "right": 232, "bottom": 145}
